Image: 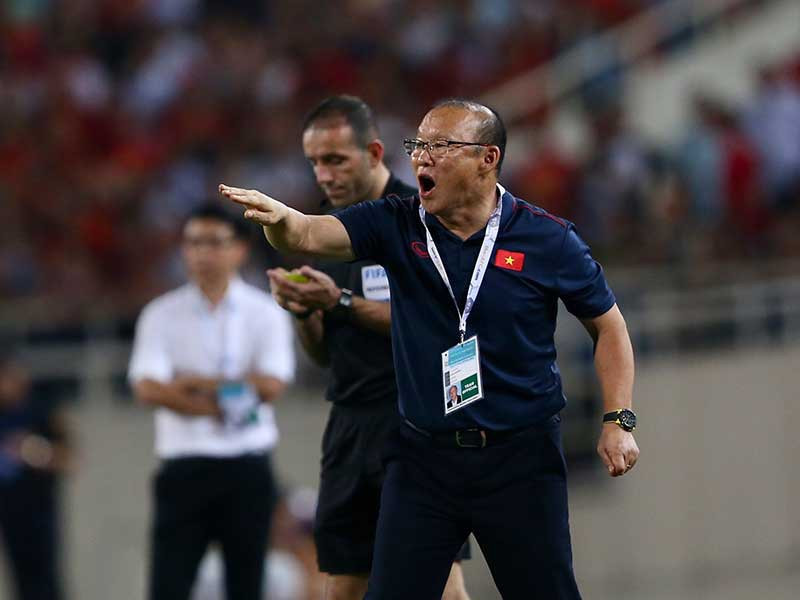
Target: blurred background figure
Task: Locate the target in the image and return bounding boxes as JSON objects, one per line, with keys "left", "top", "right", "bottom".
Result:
{"left": 0, "top": 346, "right": 74, "bottom": 600}
{"left": 128, "top": 205, "right": 295, "bottom": 600}
{"left": 743, "top": 63, "right": 800, "bottom": 212}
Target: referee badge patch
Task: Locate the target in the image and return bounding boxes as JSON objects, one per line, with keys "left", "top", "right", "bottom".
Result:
{"left": 361, "top": 265, "right": 390, "bottom": 301}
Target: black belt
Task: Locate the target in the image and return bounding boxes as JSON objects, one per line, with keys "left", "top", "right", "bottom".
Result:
{"left": 403, "top": 419, "right": 544, "bottom": 449}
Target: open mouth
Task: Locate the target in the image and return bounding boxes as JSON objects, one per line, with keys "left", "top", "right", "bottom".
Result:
{"left": 418, "top": 174, "right": 436, "bottom": 195}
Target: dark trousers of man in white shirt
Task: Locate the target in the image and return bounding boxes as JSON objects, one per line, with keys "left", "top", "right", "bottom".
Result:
{"left": 148, "top": 453, "right": 277, "bottom": 600}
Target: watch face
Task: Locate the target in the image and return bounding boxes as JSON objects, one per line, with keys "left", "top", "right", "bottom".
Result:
{"left": 338, "top": 289, "right": 354, "bottom": 308}
{"left": 619, "top": 410, "right": 636, "bottom": 431}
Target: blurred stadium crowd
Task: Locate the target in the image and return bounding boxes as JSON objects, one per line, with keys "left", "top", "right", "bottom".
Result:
{"left": 1, "top": 0, "right": 799, "bottom": 328}
{"left": 2, "top": 2, "right": 799, "bottom": 598}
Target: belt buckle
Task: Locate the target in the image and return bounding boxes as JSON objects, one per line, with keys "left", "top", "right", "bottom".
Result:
{"left": 455, "top": 428, "right": 487, "bottom": 448}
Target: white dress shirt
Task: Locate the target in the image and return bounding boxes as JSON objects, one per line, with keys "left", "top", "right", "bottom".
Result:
{"left": 128, "top": 277, "right": 295, "bottom": 459}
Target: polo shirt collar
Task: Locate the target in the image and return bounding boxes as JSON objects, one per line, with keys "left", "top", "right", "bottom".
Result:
{"left": 423, "top": 183, "right": 515, "bottom": 242}
{"left": 187, "top": 276, "right": 244, "bottom": 313}
{"left": 498, "top": 183, "right": 515, "bottom": 232}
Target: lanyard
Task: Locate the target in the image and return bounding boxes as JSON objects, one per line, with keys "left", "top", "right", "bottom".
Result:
{"left": 418, "top": 184, "right": 505, "bottom": 343}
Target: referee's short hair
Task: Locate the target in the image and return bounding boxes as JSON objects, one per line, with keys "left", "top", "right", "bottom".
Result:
{"left": 185, "top": 203, "right": 249, "bottom": 240}
{"left": 302, "top": 95, "right": 379, "bottom": 149}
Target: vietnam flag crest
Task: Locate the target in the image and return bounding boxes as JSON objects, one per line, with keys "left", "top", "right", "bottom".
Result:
{"left": 494, "top": 249, "right": 524, "bottom": 271}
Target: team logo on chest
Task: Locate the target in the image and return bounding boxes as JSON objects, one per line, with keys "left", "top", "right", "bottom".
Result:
{"left": 410, "top": 241, "right": 429, "bottom": 258}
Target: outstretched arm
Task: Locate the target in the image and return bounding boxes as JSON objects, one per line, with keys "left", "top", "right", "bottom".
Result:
{"left": 219, "top": 184, "right": 355, "bottom": 260}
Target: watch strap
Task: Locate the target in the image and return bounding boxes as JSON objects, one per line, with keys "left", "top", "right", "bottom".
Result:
{"left": 603, "top": 408, "right": 637, "bottom": 431}
{"left": 328, "top": 288, "right": 354, "bottom": 318}
{"left": 337, "top": 288, "right": 354, "bottom": 308}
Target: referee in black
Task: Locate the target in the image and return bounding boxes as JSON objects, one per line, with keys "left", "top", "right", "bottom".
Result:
{"left": 267, "top": 96, "right": 471, "bottom": 600}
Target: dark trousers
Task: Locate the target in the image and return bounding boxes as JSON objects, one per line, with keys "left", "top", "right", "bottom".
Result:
{"left": 365, "top": 418, "right": 582, "bottom": 600}
{"left": 0, "top": 476, "right": 63, "bottom": 600}
{"left": 148, "top": 453, "right": 277, "bottom": 600}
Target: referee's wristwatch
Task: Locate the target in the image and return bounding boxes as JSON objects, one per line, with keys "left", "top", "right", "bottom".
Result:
{"left": 328, "top": 287, "right": 353, "bottom": 317}
{"left": 603, "top": 408, "right": 637, "bottom": 432}
{"left": 337, "top": 288, "right": 354, "bottom": 308}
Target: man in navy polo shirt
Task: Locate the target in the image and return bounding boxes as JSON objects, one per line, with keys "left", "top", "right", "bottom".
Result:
{"left": 220, "top": 99, "right": 640, "bottom": 599}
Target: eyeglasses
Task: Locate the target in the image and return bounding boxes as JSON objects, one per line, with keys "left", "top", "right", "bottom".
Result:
{"left": 183, "top": 236, "right": 235, "bottom": 249}
{"left": 403, "top": 138, "right": 490, "bottom": 157}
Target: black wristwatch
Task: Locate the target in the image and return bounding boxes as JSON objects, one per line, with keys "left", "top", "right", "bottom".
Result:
{"left": 337, "top": 288, "right": 354, "bottom": 309}
{"left": 603, "top": 408, "right": 637, "bottom": 432}
{"left": 328, "top": 288, "right": 354, "bottom": 317}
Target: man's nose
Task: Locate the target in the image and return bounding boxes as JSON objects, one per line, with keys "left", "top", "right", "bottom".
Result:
{"left": 315, "top": 166, "right": 334, "bottom": 183}
{"left": 411, "top": 149, "right": 433, "bottom": 168}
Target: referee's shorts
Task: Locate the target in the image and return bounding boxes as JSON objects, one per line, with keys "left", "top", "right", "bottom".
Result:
{"left": 314, "top": 401, "right": 470, "bottom": 575}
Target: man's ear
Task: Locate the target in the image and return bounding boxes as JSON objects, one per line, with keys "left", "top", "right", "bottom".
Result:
{"left": 481, "top": 146, "right": 500, "bottom": 173}
{"left": 366, "top": 140, "right": 385, "bottom": 167}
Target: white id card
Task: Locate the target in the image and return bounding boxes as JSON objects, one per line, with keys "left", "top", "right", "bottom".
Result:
{"left": 218, "top": 380, "right": 260, "bottom": 431}
{"left": 441, "top": 335, "right": 483, "bottom": 415}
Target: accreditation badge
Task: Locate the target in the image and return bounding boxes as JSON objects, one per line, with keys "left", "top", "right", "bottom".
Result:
{"left": 217, "top": 380, "right": 260, "bottom": 431}
{"left": 441, "top": 336, "right": 483, "bottom": 415}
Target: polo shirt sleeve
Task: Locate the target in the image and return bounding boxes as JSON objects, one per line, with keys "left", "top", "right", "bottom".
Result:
{"left": 333, "top": 197, "right": 396, "bottom": 263}
{"left": 556, "top": 225, "right": 616, "bottom": 319}
{"left": 252, "top": 297, "right": 296, "bottom": 382}
{"left": 128, "top": 303, "right": 173, "bottom": 383}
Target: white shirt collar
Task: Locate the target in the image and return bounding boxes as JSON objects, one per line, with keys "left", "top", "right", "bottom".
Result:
{"left": 187, "top": 276, "right": 245, "bottom": 313}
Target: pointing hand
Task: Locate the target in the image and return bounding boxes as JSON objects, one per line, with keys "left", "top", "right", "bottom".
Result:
{"left": 219, "top": 184, "right": 289, "bottom": 226}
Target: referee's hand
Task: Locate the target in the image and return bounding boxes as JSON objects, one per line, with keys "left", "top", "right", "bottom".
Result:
{"left": 267, "top": 268, "right": 314, "bottom": 316}
{"left": 219, "top": 184, "right": 289, "bottom": 226}
{"left": 597, "top": 426, "right": 639, "bottom": 477}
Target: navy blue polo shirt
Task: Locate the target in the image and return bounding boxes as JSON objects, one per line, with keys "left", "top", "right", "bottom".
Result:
{"left": 335, "top": 188, "right": 615, "bottom": 432}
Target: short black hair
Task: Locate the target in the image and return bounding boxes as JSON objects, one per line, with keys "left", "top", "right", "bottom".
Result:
{"left": 185, "top": 203, "right": 249, "bottom": 239}
{"left": 431, "top": 98, "right": 507, "bottom": 174}
{"left": 302, "top": 95, "right": 379, "bottom": 149}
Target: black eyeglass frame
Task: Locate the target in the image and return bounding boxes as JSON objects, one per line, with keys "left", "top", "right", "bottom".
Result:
{"left": 403, "top": 138, "right": 491, "bottom": 156}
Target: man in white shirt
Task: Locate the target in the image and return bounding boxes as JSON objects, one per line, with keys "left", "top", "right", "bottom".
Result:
{"left": 128, "top": 204, "right": 295, "bottom": 600}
